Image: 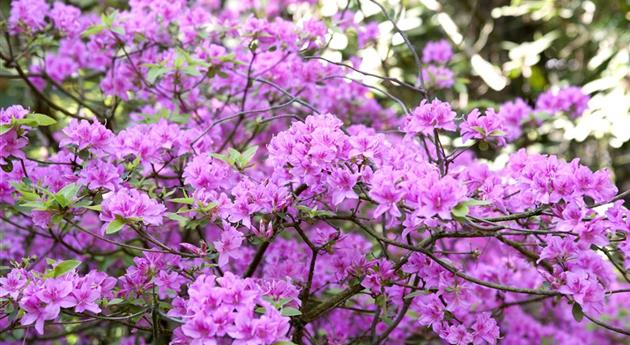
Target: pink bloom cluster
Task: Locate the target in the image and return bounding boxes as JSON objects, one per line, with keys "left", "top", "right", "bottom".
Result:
{"left": 0, "top": 0, "right": 627, "bottom": 344}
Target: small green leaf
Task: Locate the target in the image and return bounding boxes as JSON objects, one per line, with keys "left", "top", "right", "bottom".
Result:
{"left": 167, "top": 212, "right": 189, "bottom": 223}
{"left": 82, "top": 204, "right": 102, "bottom": 211}
{"left": 451, "top": 203, "right": 469, "bottom": 219}
{"left": 82, "top": 24, "right": 105, "bottom": 37}
{"left": 53, "top": 259, "right": 81, "bottom": 277}
{"left": 106, "top": 219, "right": 126, "bottom": 234}
{"left": 147, "top": 66, "right": 169, "bottom": 84}
{"left": 110, "top": 26, "right": 125, "bottom": 36}
{"left": 108, "top": 298, "right": 124, "bottom": 305}
{"left": 281, "top": 307, "right": 302, "bottom": 317}
{"left": 241, "top": 145, "right": 258, "bottom": 163}
{"left": 168, "top": 197, "right": 194, "bottom": 205}
{"left": 30, "top": 113, "right": 57, "bottom": 126}
{"left": 55, "top": 183, "right": 80, "bottom": 208}
{"left": 572, "top": 303, "right": 584, "bottom": 322}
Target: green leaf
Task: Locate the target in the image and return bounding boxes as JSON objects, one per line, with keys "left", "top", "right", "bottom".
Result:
{"left": 29, "top": 113, "right": 57, "bottom": 126}
{"left": 108, "top": 298, "right": 124, "bottom": 305}
{"left": 147, "top": 66, "right": 169, "bottom": 84}
{"left": 168, "top": 197, "right": 194, "bottom": 205}
{"left": 404, "top": 290, "right": 431, "bottom": 299}
{"left": 82, "top": 24, "right": 105, "bottom": 37}
{"left": 280, "top": 307, "right": 302, "bottom": 317}
{"left": 55, "top": 183, "right": 80, "bottom": 208}
{"left": 572, "top": 303, "right": 584, "bottom": 322}
{"left": 451, "top": 203, "right": 469, "bottom": 219}
{"left": 20, "top": 201, "right": 48, "bottom": 211}
{"left": 273, "top": 342, "right": 299, "bottom": 345}
{"left": 82, "top": 204, "right": 102, "bottom": 211}
{"left": 110, "top": 26, "right": 125, "bottom": 36}
{"left": 241, "top": 145, "right": 258, "bottom": 163}
{"left": 167, "top": 212, "right": 189, "bottom": 224}
{"left": 460, "top": 199, "right": 492, "bottom": 207}
{"left": 452, "top": 199, "right": 491, "bottom": 219}
{"left": 53, "top": 259, "right": 81, "bottom": 277}
{"left": 0, "top": 125, "right": 11, "bottom": 135}
{"left": 106, "top": 219, "right": 126, "bottom": 234}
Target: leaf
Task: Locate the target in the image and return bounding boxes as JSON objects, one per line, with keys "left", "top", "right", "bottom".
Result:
{"left": 82, "top": 24, "right": 105, "bottom": 37}
{"left": 147, "top": 66, "right": 169, "bottom": 84}
{"left": 55, "top": 183, "right": 80, "bottom": 208}
{"left": 82, "top": 204, "right": 102, "bottom": 211}
{"left": 29, "top": 113, "right": 57, "bottom": 126}
{"left": 273, "top": 342, "right": 299, "bottom": 345}
{"left": 404, "top": 290, "right": 431, "bottom": 299}
{"left": 241, "top": 145, "right": 258, "bottom": 163}
{"left": 168, "top": 197, "right": 194, "bottom": 205}
{"left": 167, "top": 212, "right": 189, "bottom": 224}
{"left": 53, "top": 259, "right": 81, "bottom": 277}
{"left": 451, "top": 203, "right": 469, "bottom": 219}
{"left": 572, "top": 303, "right": 584, "bottom": 322}
{"left": 106, "top": 218, "right": 126, "bottom": 234}
{"left": 110, "top": 26, "right": 125, "bottom": 36}
{"left": 461, "top": 199, "right": 492, "bottom": 207}
{"left": 281, "top": 307, "right": 302, "bottom": 317}
{"left": 108, "top": 298, "right": 124, "bottom": 305}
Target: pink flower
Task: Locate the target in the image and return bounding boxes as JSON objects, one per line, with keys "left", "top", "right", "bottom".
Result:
{"left": 328, "top": 167, "right": 358, "bottom": 206}
{"left": 470, "top": 313, "right": 500, "bottom": 345}
{"left": 184, "top": 154, "right": 234, "bottom": 191}
{"left": 401, "top": 99, "right": 456, "bottom": 136}
{"left": 78, "top": 159, "right": 121, "bottom": 191}
{"left": 8, "top": 0, "right": 49, "bottom": 35}
{"left": 60, "top": 119, "right": 113, "bottom": 152}
{"left": 213, "top": 227, "right": 244, "bottom": 267}
{"left": 460, "top": 109, "right": 506, "bottom": 145}
{"left": 558, "top": 272, "right": 605, "bottom": 315}
{"left": 100, "top": 188, "right": 166, "bottom": 227}
{"left": 0, "top": 269, "right": 27, "bottom": 299}
{"left": 422, "top": 40, "right": 453, "bottom": 64}
{"left": 69, "top": 285, "right": 102, "bottom": 314}
{"left": 418, "top": 175, "right": 466, "bottom": 219}
{"left": 19, "top": 295, "right": 56, "bottom": 335}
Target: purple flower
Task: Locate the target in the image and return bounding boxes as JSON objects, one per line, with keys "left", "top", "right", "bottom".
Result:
{"left": 0, "top": 268, "right": 27, "bottom": 299}
{"left": 184, "top": 154, "right": 234, "bottom": 191}
{"left": 19, "top": 295, "right": 56, "bottom": 335}
{"left": 422, "top": 65, "right": 455, "bottom": 89}
{"left": 460, "top": 108, "right": 506, "bottom": 145}
{"left": 470, "top": 313, "right": 500, "bottom": 345}
{"left": 69, "top": 284, "right": 101, "bottom": 314}
{"left": 558, "top": 272, "right": 604, "bottom": 315}
{"left": 213, "top": 227, "right": 244, "bottom": 267}
{"left": 422, "top": 40, "right": 453, "bottom": 64}
{"left": 100, "top": 188, "right": 166, "bottom": 227}
{"left": 328, "top": 167, "right": 359, "bottom": 206}
{"left": 78, "top": 159, "right": 121, "bottom": 191}
{"left": 401, "top": 99, "right": 456, "bottom": 136}
{"left": 60, "top": 119, "right": 114, "bottom": 152}
{"left": 8, "top": 0, "right": 49, "bottom": 35}
{"left": 0, "top": 105, "right": 29, "bottom": 125}
{"left": 536, "top": 86, "right": 589, "bottom": 119}
{"left": 418, "top": 175, "right": 466, "bottom": 219}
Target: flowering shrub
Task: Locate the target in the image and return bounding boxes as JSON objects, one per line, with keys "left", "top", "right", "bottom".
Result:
{"left": 0, "top": 1, "right": 629, "bottom": 344}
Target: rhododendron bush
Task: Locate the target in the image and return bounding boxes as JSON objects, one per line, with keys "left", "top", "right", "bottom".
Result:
{"left": 1, "top": 0, "right": 630, "bottom": 344}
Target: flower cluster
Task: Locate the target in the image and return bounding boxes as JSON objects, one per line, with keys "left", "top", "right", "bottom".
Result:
{"left": 421, "top": 40, "right": 455, "bottom": 90}
{"left": 0, "top": 0, "right": 628, "bottom": 344}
